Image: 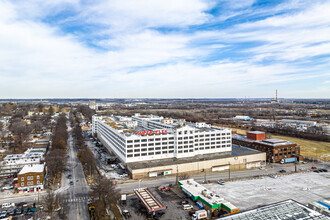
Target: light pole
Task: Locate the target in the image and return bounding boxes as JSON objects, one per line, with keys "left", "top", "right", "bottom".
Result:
{"left": 228, "top": 162, "right": 231, "bottom": 180}
{"left": 138, "top": 179, "right": 141, "bottom": 191}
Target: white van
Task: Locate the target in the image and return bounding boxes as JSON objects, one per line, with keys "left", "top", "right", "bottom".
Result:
{"left": 183, "top": 204, "right": 193, "bottom": 210}
{"left": 1, "top": 203, "right": 14, "bottom": 209}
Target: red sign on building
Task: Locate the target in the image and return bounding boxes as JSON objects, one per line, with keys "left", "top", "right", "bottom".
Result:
{"left": 137, "top": 130, "right": 167, "bottom": 135}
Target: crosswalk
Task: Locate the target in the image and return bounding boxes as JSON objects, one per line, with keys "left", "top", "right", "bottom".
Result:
{"left": 63, "top": 196, "right": 92, "bottom": 203}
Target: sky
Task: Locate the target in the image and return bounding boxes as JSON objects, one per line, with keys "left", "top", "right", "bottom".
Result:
{"left": 0, "top": 0, "right": 329, "bottom": 99}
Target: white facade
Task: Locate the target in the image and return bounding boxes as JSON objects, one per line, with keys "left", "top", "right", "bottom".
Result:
{"left": 0, "top": 152, "right": 44, "bottom": 176}
{"left": 92, "top": 114, "right": 232, "bottom": 163}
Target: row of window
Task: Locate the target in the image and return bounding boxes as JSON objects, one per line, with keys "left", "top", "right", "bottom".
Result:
{"left": 126, "top": 145, "right": 231, "bottom": 157}
{"left": 21, "top": 180, "right": 40, "bottom": 186}
{"left": 127, "top": 137, "right": 174, "bottom": 143}
{"left": 195, "top": 141, "right": 231, "bottom": 145}
{"left": 21, "top": 175, "right": 40, "bottom": 181}
{"left": 99, "top": 125, "right": 125, "bottom": 155}
{"left": 275, "top": 152, "right": 296, "bottom": 157}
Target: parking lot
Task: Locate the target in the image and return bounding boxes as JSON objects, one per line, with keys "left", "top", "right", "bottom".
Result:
{"left": 121, "top": 185, "right": 200, "bottom": 220}
{"left": 0, "top": 201, "right": 37, "bottom": 220}
{"left": 206, "top": 171, "right": 330, "bottom": 211}
{"left": 84, "top": 136, "right": 129, "bottom": 180}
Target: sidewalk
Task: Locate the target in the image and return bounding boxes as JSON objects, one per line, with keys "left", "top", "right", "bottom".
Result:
{"left": 0, "top": 190, "right": 46, "bottom": 199}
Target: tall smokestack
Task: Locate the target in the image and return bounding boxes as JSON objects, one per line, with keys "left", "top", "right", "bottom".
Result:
{"left": 276, "top": 89, "right": 278, "bottom": 101}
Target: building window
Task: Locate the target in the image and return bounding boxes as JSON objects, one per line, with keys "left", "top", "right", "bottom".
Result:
{"left": 37, "top": 181, "right": 40, "bottom": 184}
{"left": 37, "top": 175, "right": 40, "bottom": 179}
{"left": 21, "top": 177, "right": 24, "bottom": 181}
{"left": 21, "top": 183, "right": 24, "bottom": 186}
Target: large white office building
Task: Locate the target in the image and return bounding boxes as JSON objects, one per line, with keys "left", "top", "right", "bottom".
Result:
{"left": 92, "top": 114, "right": 232, "bottom": 163}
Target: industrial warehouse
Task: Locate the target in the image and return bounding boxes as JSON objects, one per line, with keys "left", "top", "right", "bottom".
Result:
{"left": 93, "top": 114, "right": 266, "bottom": 179}
{"left": 232, "top": 131, "right": 302, "bottom": 163}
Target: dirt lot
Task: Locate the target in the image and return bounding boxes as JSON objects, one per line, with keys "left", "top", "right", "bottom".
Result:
{"left": 234, "top": 128, "right": 330, "bottom": 161}
{"left": 206, "top": 171, "right": 330, "bottom": 211}
{"left": 121, "top": 186, "right": 198, "bottom": 220}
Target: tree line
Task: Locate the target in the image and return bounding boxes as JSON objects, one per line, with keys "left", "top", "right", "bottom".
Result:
{"left": 45, "top": 113, "right": 68, "bottom": 184}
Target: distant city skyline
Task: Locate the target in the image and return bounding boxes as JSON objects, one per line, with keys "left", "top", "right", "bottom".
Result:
{"left": 0, "top": 0, "right": 329, "bottom": 98}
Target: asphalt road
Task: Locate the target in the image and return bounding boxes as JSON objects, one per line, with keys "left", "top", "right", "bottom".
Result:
{"left": 0, "top": 123, "right": 91, "bottom": 219}
{"left": 117, "top": 162, "right": 329, "bottom": 193}
{"left": 60, "top": 124, "right": 90, "bottom": 220}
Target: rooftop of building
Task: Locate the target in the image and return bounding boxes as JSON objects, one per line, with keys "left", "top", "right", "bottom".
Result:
{"left": 4, "top": 152, "right": 44, "bottom": 160}
{"left": 233, "top": 134, "right": 296, "bottom": 146}
{"left": 179, "top": 179, "right": 225, "bottom": 206}
{"left": 247, "top": 131, "right": 265, "bottom": 134}
{"left": 127, "top": 145, "right": 263, "bottom": 169}
{"left": 95, "top": 114, "right": 231, "bottom": 137}
{"left": 220, "top": 200, "right": 329, "bottom": 220}
{"left": 18, "top": 163, "right": 45, "bottom": 175}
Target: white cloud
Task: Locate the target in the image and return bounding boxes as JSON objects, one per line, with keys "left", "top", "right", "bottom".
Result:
{"left": 78, "top": 0, "right": 214, "bottom": 33}
{"left": 0, "top": 0, "right": 329, "bottom": 98}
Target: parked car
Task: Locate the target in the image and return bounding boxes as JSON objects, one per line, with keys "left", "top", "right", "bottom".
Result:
{"left": 270, "top": 175, "right": 277, "bottom": 178}
{"left": 320, "top": 169, "right": 328, "bottom": 172}
{"left": 67, "top": 174, "right": 72, "bottom": 179}
{"left": 179, "top": 200, "right": 189, "bottom": 205}
{"left": 16, "top": 206, "right": 22, "bottom": 215}
{"left": 154, "top": 211, "right": 165, "bottom": 218}
{"left": 69, "top": 181, "right": 74, "bottom": 185}
{"left": 279, "top": 170, "right": 286, "bottom": 173}
{"left": 16, "top": 202, "right": 27, "bottom": 207}
{"left": 159, "top": 186, "right": 170, "bottom": 191}
{"left": 2, "top": 185, "right": 14, "bottom": 190}
{"left": 8, "top": 208, "right": 16, "bottom": 216}
{"left": 28, "top": 207, "right": 36, "bottom": 212}
{"left": 189, "top": 210, "right": 196, "bottom": 216}
{"left": 182, "top": 204, "right": 193, "bottom": 210}
{"left": 302, "top": 161, "right": 307, "bottom": 164}
{"left": 1, "top": 203, "right": 15, "bottom": 209}
{"left": 23, "top": 207, "right": 29, "bottom": 214}
{"left": 311, "top": 166, "right": 317, "bottom": 169}
{"left": 0, "top": 210, "right": 8, "bottom": 218}
{"left": 314, "top": 170, "right": 320, "bottom": 173}
{"left": 217, "top": 180, "right": 225, "bottom": 185}
{"left": 120, "top": 173, "right": 128, "bottom": 178}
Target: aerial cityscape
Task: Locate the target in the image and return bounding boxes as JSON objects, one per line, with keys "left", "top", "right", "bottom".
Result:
{"left": 0, "top": 0, "right": 329, "bottom": 220}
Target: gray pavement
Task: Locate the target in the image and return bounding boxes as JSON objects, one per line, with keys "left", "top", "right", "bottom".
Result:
{"left": 117, "top": 162, "right": 329, "bottom": 193}
{"left": 60, "top": 123, "right": 90, "bottom": 220}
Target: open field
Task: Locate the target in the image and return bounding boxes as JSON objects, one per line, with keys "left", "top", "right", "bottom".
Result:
{"left": 206, "top": 172, "right": 330, "bottom": 211}
{"left": 234, "top": 128, "right": 330, "bottom": 161}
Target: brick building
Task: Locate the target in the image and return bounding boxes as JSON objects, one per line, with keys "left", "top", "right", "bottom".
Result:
{"left": 17, "top": 163, "right": 46, "bottom": 193}
{"left": 232, "top": 131, "right": 301, "bottom": 163}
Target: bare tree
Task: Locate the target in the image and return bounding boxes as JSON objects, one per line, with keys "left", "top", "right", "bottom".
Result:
{"left": 179, "top": 173, "right": 190, "bottom": 180}
{"left": 43, "top": 190, "right": 62, "bottom": 220}
{"left": 45, "top": 149, "right": 66, "bottom": 183}
{"left": 90, "top": 176, "right": 120, "bottom": 212}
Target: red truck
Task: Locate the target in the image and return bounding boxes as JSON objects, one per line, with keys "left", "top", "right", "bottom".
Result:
{"left": 159, "top": 186, "right": 170, "bottom": 191}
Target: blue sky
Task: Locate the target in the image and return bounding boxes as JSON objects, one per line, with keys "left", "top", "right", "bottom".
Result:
{"left": 0, "top": 0, "right": 329, "bottom": 98}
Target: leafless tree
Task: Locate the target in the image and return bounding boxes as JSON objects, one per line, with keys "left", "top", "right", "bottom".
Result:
{"left": 90, "top": 176, "right": 120, "bottom": 211}
{"left": 43, "top": 190, "right": 62, "bottom": 220}
{"left": 179, "top": 173, "right": 190, "bottom": 180}
{"left": 45, "top": 149, "right": 66, "bottom": 182}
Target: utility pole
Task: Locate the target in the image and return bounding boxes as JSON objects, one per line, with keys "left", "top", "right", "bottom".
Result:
{"left": 204, "top": 169, "right": 206, "bottom": 183}
{"left": 228, "top": 162, "right": 231, "bottom": 180}
{"left": 176, "top": 165, "right": 178, "bottom": 185}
